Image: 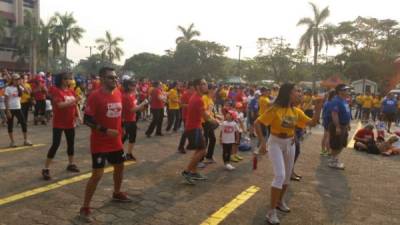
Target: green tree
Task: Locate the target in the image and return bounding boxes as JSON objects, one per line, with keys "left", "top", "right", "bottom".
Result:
{"left": 74, "top": 53, "right": 112, "bottom": 75}
{"left": 96, "top": 31, "right": 124, "bottom": 64}
{"left": 297, "top": 2, "right": 334, "bottom": 88}
{"left": 12, "top": 10, "right": 40, "bottom": 73}
{"left": 123, "top": 53, "right": 164, "bottom": 79}
{"left": 53, "top": 12, "right": 85, "bottom": 70}
{"left": 176, "top": 23, "right": 201, "bottom": 44}
{"left": 0, "top": 15, "right": 6, "bottom": 42}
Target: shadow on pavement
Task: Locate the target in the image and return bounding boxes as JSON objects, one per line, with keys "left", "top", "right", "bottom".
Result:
{"left": 315, "top": 156, "right": 351, "bottom": 224}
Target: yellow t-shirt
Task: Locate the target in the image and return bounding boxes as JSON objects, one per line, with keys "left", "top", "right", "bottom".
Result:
{"left": 20, "top": 83, "right": 31, "bottom": 104}
{"left": 257, "top": 106, "right": 311, "bottom": 136}
{"left": 302, "top": 95, "right": 313, "bottom": 111}
{"left": 220, "top": 89, "right": 228, "bottom": 100}
{"left": 202, "top": 95, "right": 214, "bottom": 123}
{"left": 372, "top": 98, "right": 381, "bottom": 108}
{"left": 356, "top": 95, "right": 363, "bottom": 105}
{"left": 258, "top": 96, "right": 270, "bottom": 116}
{"left": 162, "top": 84, "right": 168, "bottom": 92}
{"left": 362, "top": 95, "right": 373, "bottom": 108}
{"left": 167, "top": 88, "right": 180, "bottom": 110}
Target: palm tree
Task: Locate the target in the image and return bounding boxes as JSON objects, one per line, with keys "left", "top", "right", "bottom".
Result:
{"left": 176, "top": 23, "right": 201, "bottom": 44}
{"left": 297, "top": 2, "right": 334, "bottom": 89}
{"left": 95, "top": 31, "right": 124, "bottom": 64}
{"left": 38, "top": 16, "right": 60, "bottom": 71}
{"left": 53, "top": 12, "right": 85, "bottom": 70}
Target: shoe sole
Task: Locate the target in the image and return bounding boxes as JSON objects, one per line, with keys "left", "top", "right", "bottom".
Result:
{"left": 276, "top": 206, "right": 291, "bottom": 213}
{"left": 112, "top": 198, "right": 132, "bottom": 203}
{"left": 266, "top": 216, "right": 280, "bottom": 225}
{"left": 182, "top": 175, "right": 195, "bottom": 185}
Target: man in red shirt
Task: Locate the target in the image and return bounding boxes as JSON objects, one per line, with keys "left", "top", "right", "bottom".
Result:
{"left": 145, "top": 81, "right": 165, "bottom": 137}
{"left": 181, "top": 79, "right": 218, "bottom": 185}
{"left": 80, "top": 67, "right": 131, "bottom": 222}
{"left": 31, "top": 75, "right": 48, "bottom": 125}
{"left": 177, "top": 81, "right": 194, "bottom": 153}
{"left": 354, "top": 124, "right": 375, "bottom": 151}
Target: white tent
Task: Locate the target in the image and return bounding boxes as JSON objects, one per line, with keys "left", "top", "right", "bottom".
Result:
{"left": 351, "top": 79, "right": 378, "bottom": 94}
{"left": 225, "top": 76, "right": 246, "bottom": 84}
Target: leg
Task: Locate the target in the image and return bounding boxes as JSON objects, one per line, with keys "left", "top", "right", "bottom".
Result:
{"left": 166, "top": 109, "right": 173, "bottom": 131}
{"left": 7, "top": 110, "right": 15, "bottom": 143}
{"left": 186, "top": 149, "right": 206, "bottom": 173}
{"left": 155, "top": 108, "right": 164, "bottom": 135}
{"left": 82, "top": 168, "right": 104, "bottom": 208}
{"left": 206, "top": 128, "right": 216, "bottom": 159}
{"left": 173, "top": 109, "right": 180, "bottom": 131}
{"left": 145, "top": 108, "right": 157, "bottom": 136}
{"left": 45, "top": 128, "right": 63, "bottom": 168}
{"left": 112, "top": 163, "right": 124, "bottom": 194}
{"left": 65, "top": 128, "right": 76, "bottom": 165}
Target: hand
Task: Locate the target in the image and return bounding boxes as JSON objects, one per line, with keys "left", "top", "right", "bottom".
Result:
{"left": 106, "top": 129, "right": 119, "bottom": 137}
{"left": 336, "top": 126, "right": 342, "bottom": 135}
{"left": 6, "top": 110, "right": 11, "bottom": 119}
{"left": 259, "top": 142, "right": 267, "bottom": 155}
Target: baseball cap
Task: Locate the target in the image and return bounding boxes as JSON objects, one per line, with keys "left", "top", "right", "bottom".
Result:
{"left": 12, "top": 73, "right": 21, "bottom": 80}
{"left": 335, "top": 84, "right": 350, "bottom": 92}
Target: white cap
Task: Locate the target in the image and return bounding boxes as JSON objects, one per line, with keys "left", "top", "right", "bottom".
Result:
{"left": 255, "top": 90, "right": 261, "bottom": 96}
{"left": 38, "top": 71, "right": 45, "bottom": 76}
{"left": 122, "top": 75, "right": 130, "bottom": 81}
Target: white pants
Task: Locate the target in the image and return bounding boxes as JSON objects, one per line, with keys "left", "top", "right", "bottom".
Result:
{"left": 267, "top": 135, "right": 296, "bottom": 189}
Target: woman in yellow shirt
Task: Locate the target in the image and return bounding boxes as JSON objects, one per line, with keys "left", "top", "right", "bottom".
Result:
{"left": 166, "top": 82, "right": 180, "bottom": 132}
{"left": 371, "top": 94, "right": 381, "bottom": 122}
{"left": 254, "top": 83, "right": 322, "bottom": 225}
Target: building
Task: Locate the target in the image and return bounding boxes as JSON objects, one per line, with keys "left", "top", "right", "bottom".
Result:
{"left": 351, "top": 79, "right": 378, "bottom": 94}
{"left": 0, "top": 0, "right": 40, "bottom": 71}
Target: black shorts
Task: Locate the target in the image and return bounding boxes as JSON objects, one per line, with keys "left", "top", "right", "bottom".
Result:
{"left": 123, "top": 121, "right": 137, "bottom": 143}
{"left": 384, "top": 112, "right": 396, "bottom": 122}
{"left": 91, "top": 150, "right": 125, "bottom": 169}
{"left": 185, "top": 128, "right": 206, "bottom": 150}
{"left": 305, "top": 109, "right": 314, "bottom": 118}
{"left": 328, "top": 124, "right": 349, "bottom": 150}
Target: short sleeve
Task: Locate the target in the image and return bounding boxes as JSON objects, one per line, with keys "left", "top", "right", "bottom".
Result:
{"left": 331, "top": 100, "right": 340, "bottom": 113}
{"left": 4, "top": 87, "right": 10, "bottom": 96}
{"left": 84, "top": 93, "right": 97, "bottom": 116}
{"left": 295, "top": 107, "right": 311, "bottom": 129}
{"left": 256, "top": 106, "right": 275, "bottom": 126}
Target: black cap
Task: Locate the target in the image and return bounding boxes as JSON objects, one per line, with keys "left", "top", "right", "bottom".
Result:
{"left": 335, "top": 84, "right": 350, "bottom": 92}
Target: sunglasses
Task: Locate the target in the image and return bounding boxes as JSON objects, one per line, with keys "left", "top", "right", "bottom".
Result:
{"left": 105, "top": 76, "right": 118, "bottom": 80}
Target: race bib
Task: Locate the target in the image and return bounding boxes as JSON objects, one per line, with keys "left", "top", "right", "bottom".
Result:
{"left": 106, "top": 102, "right": 122, "bottom": 118}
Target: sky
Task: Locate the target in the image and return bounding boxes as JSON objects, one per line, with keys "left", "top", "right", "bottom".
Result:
{"left": 40, "top": 0, "right": 400, "bottom": 64}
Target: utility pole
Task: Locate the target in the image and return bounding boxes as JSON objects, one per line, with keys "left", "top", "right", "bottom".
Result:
{"left": 85, "top": 45, "right": 96, "bottom": 57}
{"left": 236, "top": 45, "right": 242, "bottom": 76}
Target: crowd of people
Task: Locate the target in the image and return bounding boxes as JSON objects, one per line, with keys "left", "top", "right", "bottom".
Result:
{"left": 1, "top": 66, "right": 397, "bottom": 224}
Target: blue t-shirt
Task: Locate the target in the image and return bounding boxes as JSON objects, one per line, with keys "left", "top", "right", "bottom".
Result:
{"left": 322, "top": 101, "right": 332, "bottom": 127}
{"left": 382, "top": 98, "right": 397, "bottom": 113}
{"left": 248, "top": 97, "right": 259, "bottom": 112}
{"left": 330, "top": 96, "right": 351, "bottom": 125}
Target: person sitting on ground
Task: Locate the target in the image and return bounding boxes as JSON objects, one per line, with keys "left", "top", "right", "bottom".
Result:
{"left": 353, "top": 124, "right": 375, "bottom": 151}
{"left": 377, "top": 136, "right": 400, "bottom": 156}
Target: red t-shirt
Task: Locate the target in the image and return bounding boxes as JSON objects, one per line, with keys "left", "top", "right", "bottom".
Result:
{"left": 185, "top": 93, "right": 205, "bottom": 130}
{"left": 150, "top": 88, "right": 164, "bottom": 109}
{"left": 122, "top": 92, "right": 137, "bottom": 122}
{"left": 52, "top": 88, "right": 77, "bottom": 129}
{"left": 180, "top": 89, "right": 193, "bottom": 121}
{"left": 139, "top": 83, "right": 149, "bottom": 101}
{"left": 85, "top": 88, "right": 123, "bottom": 153}
{"left": 355, "top": 129, "right": 374, "bottom": 141}
{"left": 32, "top": 80, "right": 47, "bottom": 101}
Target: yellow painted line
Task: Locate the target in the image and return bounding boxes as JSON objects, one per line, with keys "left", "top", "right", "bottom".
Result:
{"left": 0, "top": 161, "right": 135, "bottom": 206}
{"left": 200, "top": 185, "right": 260, "bottom": 225}
{"left": 0, "top": 144, "right": 46, "bottom": 153}
{"left": 347, "top": 121, "right": 362, "bottom": 148}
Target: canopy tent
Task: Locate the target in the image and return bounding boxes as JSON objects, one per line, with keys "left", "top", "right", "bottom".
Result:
{"left": 225, "top": 76, "right": 246, "bottom": 84}
{"left": 320, "top": 75, "right": 344, "bottom": 89}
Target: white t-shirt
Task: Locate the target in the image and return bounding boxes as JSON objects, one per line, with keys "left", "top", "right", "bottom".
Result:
{"left": 221, "top": 121, "right": 238, "bottom": 144}
{"left": 5, "top": 86, "right": 21, "bottom": 109}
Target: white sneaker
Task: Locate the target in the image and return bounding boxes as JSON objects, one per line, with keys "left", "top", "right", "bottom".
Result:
{"left": 225, "top": 163, "right": 235, "bottom": 171}
{"left": 266, "top": 209, "right": 280, "bottom": 225}
{"left": 328, "top": 159, "right": 345, "bottom": 170}
{"left": 276, "top": 201, "right": 290, "bottom": 213}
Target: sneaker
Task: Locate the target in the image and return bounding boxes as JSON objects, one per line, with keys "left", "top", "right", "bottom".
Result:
{"left": 328, "top": 159, "right": 345, "bottom": 170}
{"left": 181, "top": 171, "right": 195, "bottom": 185}
{"left": 276, "top": 201, "right": 291, "bottom": 213}
{"left": 23, "top": 140, "right": 33, "bottom": 146}
{"left": 9, "top": 141, "right": 17, "bottom": 148}
{"left": 79, "top": 207, "right": 93, "bottom": 223}
{"left": 204, "top": 158, "right": 216, "bottom": 164}
{"left": 230, "top": 156, "right": 240, "bottom": 163}
{"left": 320, "top": 149, "right": 328, "bottom": 156}
{"left": 125, "top": 153, "right": 136, "bottom": 161}
{"left": 112, "top": 192, "right": 132, "bottom": 202}
{"left": 197, "top": 162, "right": 207, "bottom": 168}
{"left": 234, "top": 155, "right": 243, "bottom": 160}
{"left": 42, "top": 169, "right": 51, "bottom": 180}
{"left": 190, "top": 172, "right": 208, "bottom": 180}
{"left": 66, "top": 164, "right": 80, "bottom": 173}
{"left": 225, "top": 163, "right": 235, "bottom": 171}
{"left": 266, "top": 209, "right": 280, "bottom": 225}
